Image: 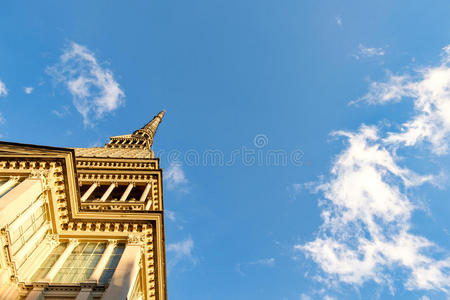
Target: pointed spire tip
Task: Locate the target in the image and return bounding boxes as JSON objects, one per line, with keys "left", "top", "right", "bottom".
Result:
{"left": 157, "top": 110, "right": 166, "bottom": 118}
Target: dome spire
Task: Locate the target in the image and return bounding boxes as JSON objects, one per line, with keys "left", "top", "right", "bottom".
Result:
{"left": 104, "top": 110, "right": 166, "bottom": 153}
{"left": 132, "top": 110, "right": 166, "bottom": 148}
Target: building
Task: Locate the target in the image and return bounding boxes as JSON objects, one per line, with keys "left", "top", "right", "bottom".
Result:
{"left": 0, "top": 111, "right": 168, "bottom": 300}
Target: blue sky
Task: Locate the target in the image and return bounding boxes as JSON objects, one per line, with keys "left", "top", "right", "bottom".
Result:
{"left": 2, "top": 1, "right": 450, "bottom": 299}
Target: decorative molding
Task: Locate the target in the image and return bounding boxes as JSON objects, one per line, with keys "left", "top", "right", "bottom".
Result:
{"left": 10, "top": 175, "right": 21, "bottom": 182}
{"left": 76, "top": 159, "right": 158, "bottom": 170}
{"left": 144, "top": 227, "right": 156, "bottom": 299}
{"left": 29, "top": 169, "right": 49, "bottom": 179}
{"left": 81, "top": 203, "right": 145, "bottom": 211}
{"left": 107, "top": 239, "right": 118, "bottom": 246}
{"left": 32, "top": 281, "right": 49, "bottom": 290}
{"left": 68, "top": 238, "right": 79, "bottom": 246}
{"left": 127, "top": 232, "right": 146, "bottom": 246}
{"left": 77, "top": 172, "right": 156, "bottom": 184}
{"left": 45, "top": 234, "right": 60, "bottom": 247}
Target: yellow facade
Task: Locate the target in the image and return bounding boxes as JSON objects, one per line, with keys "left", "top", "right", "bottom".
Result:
{"left": 0, "top": 111, "right": 167, "bottom": 300}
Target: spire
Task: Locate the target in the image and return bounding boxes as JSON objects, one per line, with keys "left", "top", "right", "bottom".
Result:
{"left": 105, "top": 110, "right": 166, "bottom": 151}
{"left": 132, "top": 110, "right": 165, "bottom": 147}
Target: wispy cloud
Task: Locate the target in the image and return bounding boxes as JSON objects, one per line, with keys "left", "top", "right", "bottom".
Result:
{"left": 47, "top": 42, "right": 125, "bottom": 126}
{"left": 52, "top": 105, "right": 71, "bottom": 118}
{"left": 24, "top": 86, "right": 33, "bottom": 94}
{"left": 354, "top": 44, "right": 385, "bottom": 60}
{"left": 166, "top": 236, "right": 196, "bottom": 273}
{"left": 0, "top": 81, "right": 7, "bottom": 128}
{"left": 350, "top": 73, "right": 409, "bottom": 106}
{"left": 252, "top": 257, "right": 275, "bottom": 266}
{"left": 0, "top": 80, "right": 7, "bottom": 97}
{"left": 300, "top": 290, "right": 337, "bottom": 300}
{"left": 164, "top": 162, "right": 189, "bottom": 193}
{"left": 165, "top": 210, "right": 176, "bottom": 222}
{"left": 298, "top": 45, "right": 450, "bottom": 295}
{"left": 288, "top": 183, "right": 303, "bottom": 199}
{"left": 300, "top": 294, "right": 312, "bottom": 300}
{"left": 236, "top": 257, "right": 275, "bottom": 276}
{"left": 358, "top": 45, "right": 450, "bottom": 155}
{"left": 335, "top": 16, "right": 343, "bottom": 28}
{"left": 288, "top": 181, "right": 319, "bottom": 199}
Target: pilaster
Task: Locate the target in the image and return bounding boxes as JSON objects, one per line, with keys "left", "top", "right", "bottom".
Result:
{"left": 44, "top": 239, "right": 79, "bottom": 282}
{"left": 102, "top": 235, "right": 144, "bottom": 300}
{"left": 89, "top": 240, "right": 117, "bottom": 281}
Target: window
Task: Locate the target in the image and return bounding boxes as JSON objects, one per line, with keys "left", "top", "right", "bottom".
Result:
{"left": 99, "top": 243, "right": 125, "bottom": 284}
{"left": 53, "top": 242, "right": 106, "bottom": 283}
{"left": 30, "top": 243, "right": 67, "bottom": 281}
{"left": 8, "top": 204, "right": 47, "bottom": 259}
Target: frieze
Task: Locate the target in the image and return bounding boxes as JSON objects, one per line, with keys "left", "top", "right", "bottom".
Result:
{"left": 76, "top": 159, "right": 158, "bottom": 170}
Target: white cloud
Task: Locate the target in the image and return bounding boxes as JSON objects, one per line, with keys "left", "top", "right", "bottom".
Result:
{"left": 52, "top": 110, "right": 65, "bottom": 117}
{"left": 297, "top": 126, "right": 443, "bottom": 289}
{"left": 164, "top": 162, "right": 189, "bottom": 192}
{"left": 335, "top": 16, "right": 343, "bottom": 28}
{"left": 252, "top": 257, "right": 275, "bottom": 266}
{"left": 352, "top": 73, "right": 410, "bottom": 105}
{"left": 353, "top": 46, "right": 450, "bottom": 155}
{"left": 298, "top": 45, "right": 450, "bottom": 294}
{"left": 299, "top": 294, "right": 312, "bottom": 300}
{"left": 47, "top": 42, "right": 125, "bottom": 126}
{"left": 354, "top": 44, "right": 385, "bottom": 60}
{"left": 0, "top": 80, "right": 7, "bottom": 97}
{"left": 288, "top": 183, "right": 303, "bottom": 199}
{"left": 52, "top": 105, "right": 71, "bottom": 118}
{"left": 0, "top": 112, "right": 5, "bottom": 137}
{"left": 289, "top": 181, "right": 322, "bottom": 199}
{"left": 165, "top": 210, "right": 176, "bottom": 222}
{"left": 236, "top": 257, "right": 275, "bottom": 276}
{"left": 166, "top": 236, "right": 196, "bottom": 273}
{"left": 358, "top": 46, "right": 450, "bottom": 155}
{"left": 24, "top": 86, "right": 33, "bottom": 94}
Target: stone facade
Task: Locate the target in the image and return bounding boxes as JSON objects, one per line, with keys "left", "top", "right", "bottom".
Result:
{"left": 0, "top": 111, "right": 167, "bottom": 300}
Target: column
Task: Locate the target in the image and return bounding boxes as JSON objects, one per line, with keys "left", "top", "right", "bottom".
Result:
{"left": 25, "top": 282, "right": 48, "bottom": 300}
{"left": 81, "top": 183, "right": 98, "bottom": 202}
{"left": 89, "top": 240, "right": 117, "bottom": 281}
{"left": 100, "top": 183, "right": 116, "bottom": 202}
{"left": 26, "top": 290, "right": 44, "bottom": 300}
{"left": 145, "top": 199, "right": 153, "bottom": 210}
{"left": 75, "top": 282, "right": 96, "bottom": 300}
{"left": 119, "top": 183, "right": 134, "bottom": 201}
{"left": 43, "top": 239, "right": 79, "bottom": 281}
{"left": 102, "top": 240, "right": 142, "bottom": 300}
{"left": 0, "top": 178, "right": 42, "bottom": 228}
{"left": 75, "top": 288, "right": 92, "bottom": 300}
{"left": 139, "top": 183, "right": 151, "bottom": 202}
{"left": 0, "top": 176, "right": 19, "bottom": 197}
